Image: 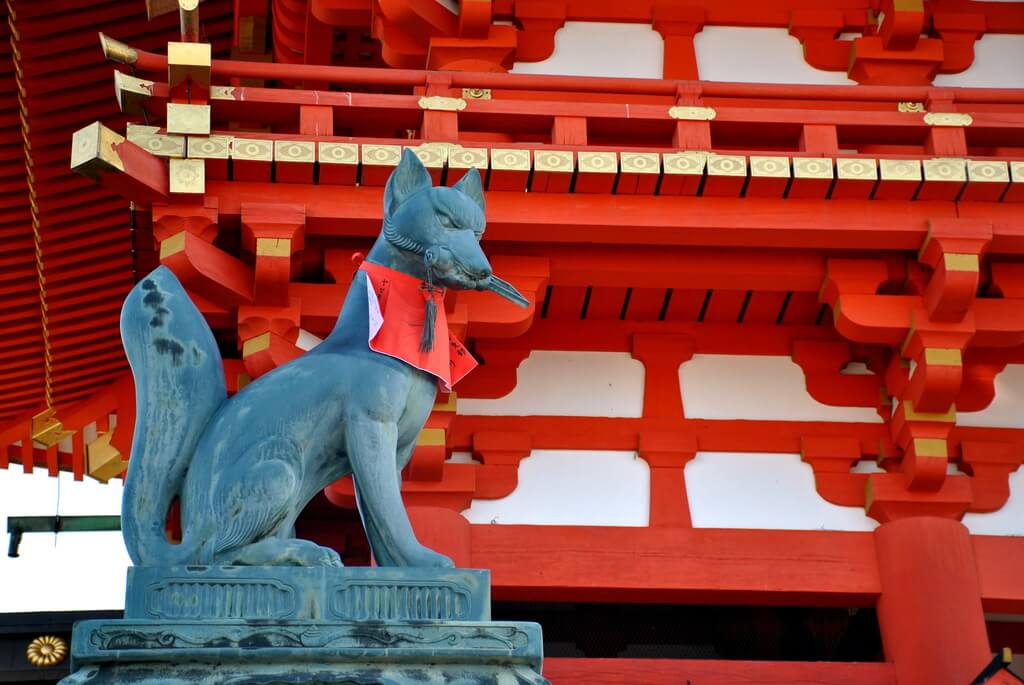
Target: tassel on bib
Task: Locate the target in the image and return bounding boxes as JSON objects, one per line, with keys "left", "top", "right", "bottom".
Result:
{"left": 419, "top": 268, "right": 441, "bottom": 352}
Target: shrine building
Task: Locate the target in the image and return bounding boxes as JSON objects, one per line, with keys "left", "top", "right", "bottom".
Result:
{"left": 2, "top": 0, "right": 1024, "bottom": 683}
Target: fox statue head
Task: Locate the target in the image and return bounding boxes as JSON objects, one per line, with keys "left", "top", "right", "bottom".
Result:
{"left": 370, "top": 148, "right": 527, "bottom": 307}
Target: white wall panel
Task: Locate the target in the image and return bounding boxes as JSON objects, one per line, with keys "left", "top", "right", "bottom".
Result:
{"left": 512, "top": 22, "right": 664, "bottom": 79}
{"left": 459, "top": 351, "right": 645, "bottom": 417}
{"left": 461, "top": 450, "right": 650, "bottom": 526}
{"left": 963, "top": 466, "right": 1024, "bottom": 536}
{"left": 685, "top": 451, "right": 878, "bottom": 531}
{"left": 679, "top": 354, "right": 882, "bottom": 422}
{"left": 958, "top": 364, "right": 1024, "bottom": 428}
{"left": 1, "top": 468, "right": 130, "bottom": 612}
{"left": 934, "top": 35, "right": 1024, "bottom": 88}
{"left": 694, "top": 27, "right": 855, "bottom": 85}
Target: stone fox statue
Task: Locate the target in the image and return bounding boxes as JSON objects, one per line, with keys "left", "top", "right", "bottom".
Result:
{"left": 119, "top": 150, "right": 527, "bottom": 568}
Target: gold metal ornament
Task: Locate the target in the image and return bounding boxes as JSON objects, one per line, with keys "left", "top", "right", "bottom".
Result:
{"left": 417, "top": 96, "right": 467, "bottom": 112}
{"left": 461, "top": 88, "right": 491, "bottom": 100}
{"left": 897, "top": 102, "right": 925, "bottom": 113}
{"left": 668, "top": 106, "right": 716, "bottom": 121}
{"left": 923, "top": 112, "right": 973, "bottom": 127}
{"left": 26, "top": 636, "right": 68, "bottom": 667}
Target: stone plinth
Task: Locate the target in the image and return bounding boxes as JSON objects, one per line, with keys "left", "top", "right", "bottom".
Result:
{"left": 60, "top": 566, "right": 549, "bottom": 685}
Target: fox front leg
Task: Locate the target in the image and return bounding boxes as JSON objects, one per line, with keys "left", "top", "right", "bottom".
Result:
{"left": 346, "top": 414, "right": 454, "bottom": 568}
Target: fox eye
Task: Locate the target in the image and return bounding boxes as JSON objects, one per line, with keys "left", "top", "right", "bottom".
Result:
{"left": 438, "top": 215, "right": 456, "bottom": 229}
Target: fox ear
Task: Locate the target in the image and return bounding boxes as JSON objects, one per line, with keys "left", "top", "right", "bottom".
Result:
{"left": 384, "top": 149, "right": 432, "bottom": 217}
{"left": 453, "top": 167, "right": 485, "bottom": 213}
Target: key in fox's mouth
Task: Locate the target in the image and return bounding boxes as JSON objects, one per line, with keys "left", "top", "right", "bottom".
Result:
{"left": 483, "top": 274, "right": 529, "bottom": 307}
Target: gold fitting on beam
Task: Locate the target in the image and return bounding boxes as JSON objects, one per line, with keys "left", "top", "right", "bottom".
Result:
{"left": 242, "top": 332, "right": 271, "bottom": 357}
{"left": 662, "top": 151, "right": 707, "bottom": 175}
{"left": 255, "top": 237, "right": 292, "bottom": 257}
{"left": 793, "top": 157, "right": 833, "bottom": 179}
{"left": 404, "top": 143, "right": 448, "bottom": 168}
{"left": 836, "top": 158, "right": 878, "bottom": 180}
{"left": 668, "top": 105, "right": 716, "bottom": 121}
{"left": 534, "top": 150, "right": 574, "bottom": 173}
{"left": 211, "top": 85, "right": 236, "bottom": 101}
{"left": 318, "top": 142, "right": 358, "bottom": 165}
{"left": 166, "top": 103, "right": 211, "bottom": 136}
{"left": 231, "top": 138, "right": 273, "bottom": 161}
{"left": 924, "top": 112, "right": 973, "bottom": 127}
{"left": 879, "top": 158, "right": 922, "bottom": 182}
{"left": 87, "top": 432, "right": 126, "bottom": 483}
{"left": 274, "top": 140, "right": 315, "bottom": 163}
{"left": 897, "top": 102, "right": 926, "bottom": 113}
{"left": 707, "top": 153, "right": 746, "bottom": 177}
{"left": 114, "top": 71, "right": 155, "bottom": 116}
{"left": 25, "top": 636, "right": 68, "bottom": 667}
{"left": 461, "top": 88, "right": 491, "bottom": 100}
{"left": 966, "top": 160, "right": 1009, "bottom": 184}
{"left": 490, "top": 148, "right": 530, "bottom": 171}
{"left": 923, "top": 157, "right": 967, "bottom": 182}
{"left": 128, "top": 124, "right": 185, "bottom": 158}
{"left": 911, "top": 437, "right": 948, "bottom": 458}
{"left": 167, "top": 41, "right": 211, "bottom": 89}
{"left": 902, "top": 399, "right": 956, "bottom": 423}
{"left": 750, "top": 156, "right": 790, "bottom": 178}
{"left": 417, "top": 96, "right": 467, "bottom": 112}
{"left": 578, "top": 151, "right": 618, "bottom": 173}
{"left": 99, "top": 33, "right": 138, "bottom": 65}
{"left": 31, "top": 408, "right": 74, "bottom": 448}
{"left": 188, "top": 134, "right": 232, "bottom": 159}
{"left": 447, "top": 147, "right": 488, "bottom": 170}
{"left": 159, "top": 231, "right": 187, "bottom": 259}
{"left": 923, "top": 348, "right": 963, "bottom": 367}
{"left": 620, "top": 152, "right": 660, "bottom": 174}
{"left": 169, "top": 157, "right": 205, "bottom": 194}
{"left": 944, "top": 252, "right": 979, "bottom": 273}
{"left": 70, "top": 122, "right": 126, "bottom": 179}
{"left": 416, "top": 428, "right": 446, "bottom": 447}
{"left": 361, "top": 144, "right": 402, "bottom": 167}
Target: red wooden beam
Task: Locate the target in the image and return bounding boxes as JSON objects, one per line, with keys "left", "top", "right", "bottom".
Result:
{"left": 207, "top": 182, "right": 1002, "bottom": 253}
{"left": 472, "top": 525, "right": 882, "bottom": 607}
{"left": 465, "top": 525, "right": 1024, "bottom": 612}
{"left": 103, "top": 35, "right": 1024, "bottom": 105}
{"left": 543, "top": 658, "right": 896, "bottom": 685}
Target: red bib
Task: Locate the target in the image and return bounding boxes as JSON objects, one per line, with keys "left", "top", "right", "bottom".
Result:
{"left": 360, "top": 261, "right": 477, "bottom": 391}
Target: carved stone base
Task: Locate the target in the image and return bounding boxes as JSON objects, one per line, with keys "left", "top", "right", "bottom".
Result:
{"left": 59, "top": 567, "right": 549, "bottom": 685}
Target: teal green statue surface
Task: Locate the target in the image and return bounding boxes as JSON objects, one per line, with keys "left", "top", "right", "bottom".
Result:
{"left": 59, "top": 152, "right": 549, "bottom": 684}
{"left": 119, "top": 149, "right": 526, "bottom": 568}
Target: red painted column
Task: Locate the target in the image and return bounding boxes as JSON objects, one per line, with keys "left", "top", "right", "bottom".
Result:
{"left": 874, "top": 517, "right": 991, "bottom": 685}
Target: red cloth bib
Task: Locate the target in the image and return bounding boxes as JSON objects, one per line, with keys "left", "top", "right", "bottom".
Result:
{"left": 360, "top": 261, "right": 477, "bottom": 391}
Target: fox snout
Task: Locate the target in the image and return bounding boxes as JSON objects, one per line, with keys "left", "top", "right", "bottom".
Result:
{"left": 424, "top": 241, "right": 492, "bottom": 287}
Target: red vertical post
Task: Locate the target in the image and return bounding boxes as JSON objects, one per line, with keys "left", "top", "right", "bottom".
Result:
{"left": 874, "top": 516, "right": 991, "bottom": 685}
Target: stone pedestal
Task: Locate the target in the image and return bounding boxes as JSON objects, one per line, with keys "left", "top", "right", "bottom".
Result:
{"left": 60, "top": 566, "right": 549, "bottom": 685}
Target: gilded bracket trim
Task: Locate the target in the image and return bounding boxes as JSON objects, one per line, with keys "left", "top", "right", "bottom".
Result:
{"left": 418, "top": 96, "right": 467, "bottom": 112}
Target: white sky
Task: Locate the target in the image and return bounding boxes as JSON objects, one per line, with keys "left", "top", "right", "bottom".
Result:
{"left": 0, "top": 467, "right": 129, "bottom": 613}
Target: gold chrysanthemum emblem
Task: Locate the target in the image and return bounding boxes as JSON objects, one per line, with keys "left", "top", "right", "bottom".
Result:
{"left": 26, "top": 635, "right": 68, "bottom": 667}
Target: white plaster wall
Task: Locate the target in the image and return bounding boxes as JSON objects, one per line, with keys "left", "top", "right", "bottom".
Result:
{"left": 694, "top": 27, "right": 855, "bottom": 85}
{"left": 963, "top": 466, "right": 1024, "bottom": 536}
{"left": 934, "top": 34, "right": 1024, "bottom": 88}
{"left": 679, "top": 354, "right": 882, "bottom": 423}
{"left": 461, "top": 450, "right": 650, "bottom": 526}
{"left": 685, "top": 451, "right": 878, "bottom": 531}
{"left": 512, "top": 22, "right": 664, "bottom": 79}
{"left": 459, "top": 350, "right": 645, "bottom": 417}
{"left": 0, "top": 468, "right": 130, "bottom": 612}
{"left": 958, "top": 364, "right": 1024, "bottom": 428}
